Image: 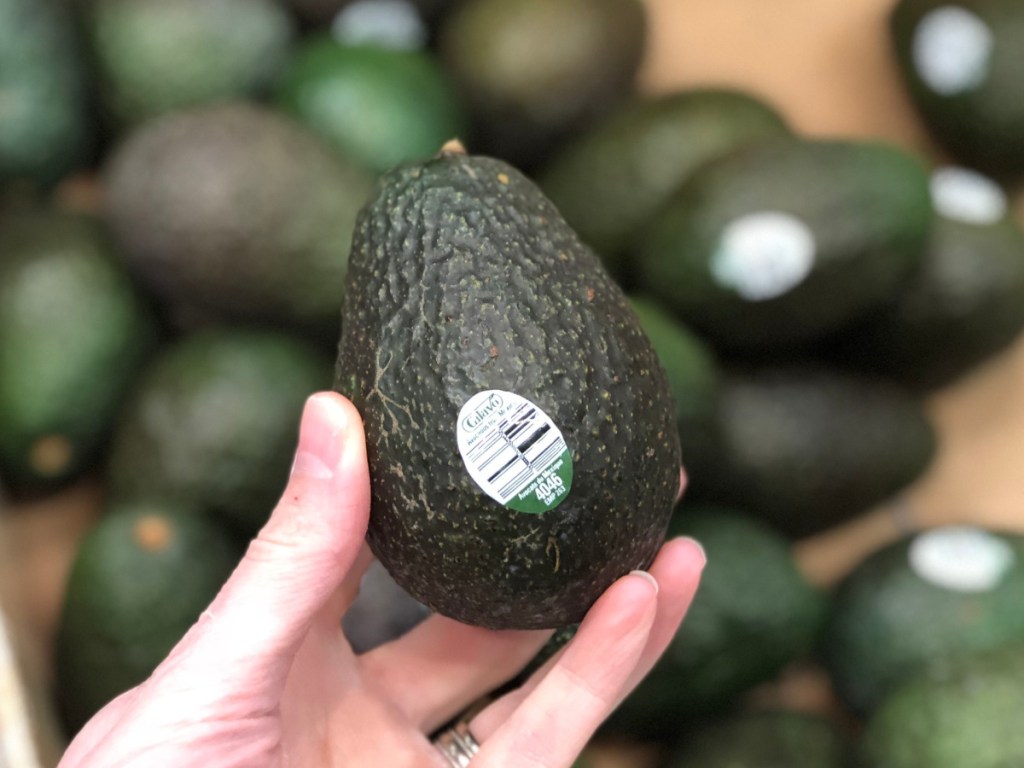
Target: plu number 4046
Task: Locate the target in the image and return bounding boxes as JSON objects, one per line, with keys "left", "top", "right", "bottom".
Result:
{"left": 536, "top": 474, "right": 565, "bottom": 505}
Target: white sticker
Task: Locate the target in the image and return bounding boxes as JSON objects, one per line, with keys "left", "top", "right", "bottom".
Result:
{"left": 909, "top": 526, "right": 1016, "bottom": 593}
{"left": 456, "top": 390, "right": 573, "bottom": 514}
{"left": 912, "top": 6, "right": 994, "bottom": 96}
{"left": 930, "top": 166, "right": 1007, "bottom": 224}
{"left": 711, "top": 212, "right": 816, "bottom": 301}
{"left": 331, "top": 0, "right": 427, "bottom": 49}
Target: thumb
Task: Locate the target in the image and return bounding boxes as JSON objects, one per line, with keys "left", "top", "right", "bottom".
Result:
{"left": 163, "top": 392, "right": 371, "bottom": 686}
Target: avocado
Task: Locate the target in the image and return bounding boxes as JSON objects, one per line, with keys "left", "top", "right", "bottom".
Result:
{"left": 56, "top": 502, "right": 238, "bottom": 733}
{"left": 835, "top": 166, "right": 1024, "bottom": 389}
{"left": 277, "top": 37, "right": 466, "bottom": 174}
{"left": 439, "top": 0, "right": 646, "bottom": 168}
{"left": 635, "top": 139, "right": 932, "bottom": 353}
{"left": 107, "top": 327, "right": 331, "bottom": 536}
{"left": 0, "top": 0, "right": 92, "bottom": 186}
{"left": 605, "top": 506, "right": 825, "bottom": 740}
{"left": 87, "top": 0, "right": 294, "bottom": 125}
{"left": 335, "top": 144, "right": 679, "bottom": 630}
{"left": 667, "top": 711, "right": 851, "bottom": 768}
{"left": 863, "top": 644, "right": 1024, "bottom": 768}
{"left": 696, "top": 367, "right": 936, "bottom": 537}
{"left": 891, "top": 0, "right": 1024, "bottom": 178}
{"left": 0, "top": 212, "right": 157, "bottom": 494}
{"left": 823, "top": 526, "right": 1024, "bottom": 715}
{"left": 629, "top": 296, "right": 720, "bottom": 490}
{"left": 342, "top": 560, "right": 429, "bottom": 652}
{"left": 103, "top": 103, "right": 375, "bottom": 339}
{"left": 540, "top": 90, "right": 791, "bottom": 278}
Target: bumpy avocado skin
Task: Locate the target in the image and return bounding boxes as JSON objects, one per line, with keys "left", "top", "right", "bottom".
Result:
{"left": 891, "top": 0, "right": 1024, "bottom": 177}
{"left": 336, "top": 151, "right": 680, "bottom": 630}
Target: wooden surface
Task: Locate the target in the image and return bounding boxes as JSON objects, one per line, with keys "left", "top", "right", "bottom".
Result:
{"left": 2, "top": 1, "right": 1024, "bottom": 766}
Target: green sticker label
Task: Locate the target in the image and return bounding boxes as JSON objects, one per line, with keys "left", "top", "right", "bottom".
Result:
{"left": 456, "top": 390, "right": 573, "bottom": 514}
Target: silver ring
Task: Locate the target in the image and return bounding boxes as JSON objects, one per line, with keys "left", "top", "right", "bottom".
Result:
{"left": 432, "top": 720, "right": 480, "bottom": 767}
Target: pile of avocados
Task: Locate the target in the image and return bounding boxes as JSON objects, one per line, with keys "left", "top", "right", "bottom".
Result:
{"left": 4, "top": 0, "right": 1024, "bottom": 764}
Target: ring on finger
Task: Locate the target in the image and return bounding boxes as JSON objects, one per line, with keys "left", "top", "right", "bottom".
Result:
{"left": 432, "top": 720, "right": 480, "bottom": 767}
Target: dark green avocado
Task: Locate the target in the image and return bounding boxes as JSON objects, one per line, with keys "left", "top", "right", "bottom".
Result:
{"left": 835, "top": 167, "right": 1024, "bottom": 389}
{"left": 667, "top": 711, "right": 852, "bottom": 768}
{"left": 823, "top": 526, "right": 1024, "bottom": 715}
{"left": 863, "top": 644, "right": 1024, "bottom": 768}
{"left": 698, "top": 366, "right": 936, "bottom": 537}
{"left": 540, "top": 89, "right": 790, "bottom": 277}
{"left": 605, "top": 506, "right": 825, "bottom": 740}
{"left": 891, "top": 0, "right": 1024, "bottom": 178}
{"left": 439, "top": 0, "right": 646, "bottom": 169}
{"left": 636, "top": 138, "right": 932, "bottom": 352}
{"left": 335, "top": 145, "right": 680, "bottom": 630}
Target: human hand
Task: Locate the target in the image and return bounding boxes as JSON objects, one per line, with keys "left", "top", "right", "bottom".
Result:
{"left": 59, "top": 392, "right": 705, "bottom": 768}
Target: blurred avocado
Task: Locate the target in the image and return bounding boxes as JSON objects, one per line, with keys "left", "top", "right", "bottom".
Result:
{"left": 0, "top": 0, "right": 93, "bottom": 186}
{"left": 836, "top": 167, "right": 1024, "bottom": 389}
{"left": 288, "top": 0, "right": 455, "bottom": 29}
{"left": 0, "top": 212, "right": 157, "bottom": 494}
{"left": 629, "top": 296, "right": 720, "bottom": 489}
{"left": 891, "top": 0, "right": 1024, "bottom": 178}
{"left": 697, "top": 367, "right": 936, "bottom": 537}
{"left": 86, "top": 0, "right": 295, "bottom": 125}
{"left": 604, "top": 506, "right": 825, "bottom": 741}
{"left": 824, "top": 526, "right": 1024, "bottom": 714}
{"left": 343, "top": 560, "right": 430, "bottom": 652}
{"left": 106, "top": 327, "right": 331, "bottom": 536}
{"left": 439, "top": 0, "right": 646, "bottom": 169}
{"left": 278, "top": 37, "right": 466, "bottom": 174}
{"left": 56, "top": 501, "right": 238, "bottom": 734}
{"left": 540, "top": 90, "right": 790, "bottom": 278}
{"left": 635, "top": 139, "right": 932, "bottom": 353}
{"left": 667, "top": 711, "right": 852, "bottom": 768}
{"left": 863, "top": 644, "right": 1024, "bottom": 768}
{"left": 103, "top": 103, "right": 375, "bottom": 340}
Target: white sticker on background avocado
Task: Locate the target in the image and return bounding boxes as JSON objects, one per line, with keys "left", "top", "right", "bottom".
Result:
{"left": 909, "top": 526, "right": 1016, "bottom": 592}
{"left": 456, "top": 390, "right": 573, "bottom": 514}
{"left": 711, "top": 212, "right": 816, "bottom": 301}
{"left": 331, "top": 0, "right": 427, "bottom": 49}
{"left": 930, "top": 166, "right": 1007, "bottom": 224}
{"left": 912, "top": 6, "right": 994, "bottom": 96}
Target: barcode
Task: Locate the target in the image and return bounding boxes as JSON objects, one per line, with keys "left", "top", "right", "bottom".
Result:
{"left": 465, "top": 402, "right": 567, "bottom": 502}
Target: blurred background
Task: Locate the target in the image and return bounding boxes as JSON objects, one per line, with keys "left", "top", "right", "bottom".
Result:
{"left": 2, "top": 0, "right": 1024, "bottom": 766}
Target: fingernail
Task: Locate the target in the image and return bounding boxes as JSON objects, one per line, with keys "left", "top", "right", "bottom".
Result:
{"left": 291, "top": 393, "right": 348, "bottom": 480}
{"left": 629, "top": 569, "right": 659, "bottom": 594}
{"left": 674, "top": 466, "right": 688, "bottom": 504}
{"left": 674, "top": 536, "right": 707, "bottom": 568}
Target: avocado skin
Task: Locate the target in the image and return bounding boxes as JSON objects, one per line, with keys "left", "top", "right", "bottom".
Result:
{"left": 56, "top": 502, "right": 238, "bottom": 734}
{"left": 629, "top": 296, "right": 720, "bottom": 491}
{"left": 667, "top": 711, "right": 851, "bottom": 768}
{"left": 698, "top": 367, "right": 936, "bottom": 537}
{"left": 439, "top": 0, "right": 646, "bottom": 169}
{"left": 0, "top": 0, "right": 92, "bottom": 185}
{"left": 605, "top": 507, "right": 825, "bottom": 740}
{"left": 863, "top": 644, "right": 1024, "bottom": 768}
{"left": 0, "top": 213, "right": 157, "bottom": 494}
{"left": 278, "top": 38, "right": 466, "bottom": 174}
{"left": 891, "top": 0, "right": 1024, "bottom": 178}
{"left": 540, "top": 90, "right": 790, "bottom": 277}
{"left": 87, "top": 0, "right": 294, "bottom": 125}
{"left": 336, "top": 151, "right": 679, "bottom": 630}
{"left": 823, "top": 530, "right": 1024, "bottom": 715}
{"left": 835, "top": 215, "right": 1024, "bottom": 389}
{"left": 636, "top": 139, "right": 932, "bottom": 352}
{"left": 107, "top": 327, "right": 331, "bottom": 536}
{"left": 104, "top": 103, "right": 375, "bottom": 339}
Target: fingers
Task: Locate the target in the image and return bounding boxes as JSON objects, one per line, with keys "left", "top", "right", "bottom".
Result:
{"left": 160, "top": 393, "right": 371, "bottom": 689}
{"left": 471, "top": 536, "right": 706, "bottom": 740}
{"left": 470, "top": 572, "right": 659, "bottom": 768}
{"left": 359, "top": 615, "right": 551, "bottom": 732}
